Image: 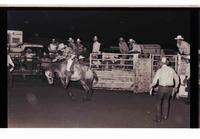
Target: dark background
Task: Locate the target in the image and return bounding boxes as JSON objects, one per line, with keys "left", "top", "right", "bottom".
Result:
{"left": 7, "top": 8, "right": 191, "bottom": 52}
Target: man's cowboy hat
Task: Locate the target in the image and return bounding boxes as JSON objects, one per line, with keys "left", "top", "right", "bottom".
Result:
{"left": 93, "top": 35, "right": 98, "bottom": 41}
{"left": 119, "top": 37, "right": 124, "bottom": 41}
{"left": 77, "top": 38, "right": 81, "bottom": 42}
{"left": 161, "top": 57, "right": 167, "bottom": 63}
{"left": 174, "top": 35, "right": 184, "bottom": 40}
{"left": 128, "top": 38, "right": 136, "bottom": 43}
{"left": 161, "top": 57, "right": 170, "bottom": 65}
{"left": 68, "top": 37, "right": 74, "bottom": 42}
{"left": 43, "top": 52, "right": 48, "bottom": 57}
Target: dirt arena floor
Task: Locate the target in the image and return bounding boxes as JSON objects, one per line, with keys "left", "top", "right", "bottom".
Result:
{"left": 8, "top": 77, "right": 190, "bottom": 128}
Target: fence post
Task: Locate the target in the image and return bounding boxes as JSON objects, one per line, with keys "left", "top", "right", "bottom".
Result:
{"left": 89, "top": 53, "right": 92, "bottom": 68}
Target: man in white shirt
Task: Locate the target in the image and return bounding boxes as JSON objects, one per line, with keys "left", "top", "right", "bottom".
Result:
{"left": 128, "top": 38, "right": 142, "bottom": 54}
{"left": 118, "top": 37, "right": 129, "bottom": 67}
{"left": 92, "top": 35, "right": 101, "bottom": 53}
{"left": 150, "top": 57, "right": 179, "bottom": 122}
{"left": 128, "top": 38, "right": 142, "bottom": 68}
{"left": 92, "top": 36, "right": 101, "bottom": 68}
{"left": 48, "top": 38, "right": 58, "bottom": 58}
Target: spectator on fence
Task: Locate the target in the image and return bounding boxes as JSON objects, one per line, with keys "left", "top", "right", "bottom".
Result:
{"left": 91, "top": 36, "right": 101, "bottom": 68}
{"left": 68, "top": 37, "right": 77, "bottom": 53}
{"left": 7, "top": 52, "right": 15, "bottom": 87}
{"left": 175, "top": 35, "right": 190, "bottom": 64}
{"left": 92, "top": 35, "right": 101, "bottom": 54}
{"left": 175, "top": 35, "right": 190, "bottom": 100}
{"left": 128, "top": 38, "right": 142, "bottom": 68}
{"left": 76, "top": 38, "right": 86, "bottom": 61}
{"left": 118, "top": 37, "right": 129, "bottom": 67}
{"left": 128, "top": 39, "right": 142, "bottom": 54}
{"left": 175, "top": 35, "right": 190, "bottom": 56}
{"left": 48, "top": 38, "right": 58, "bottom": 58}
{"left": 150, "top": 57, "right": 179, "bottom": 122}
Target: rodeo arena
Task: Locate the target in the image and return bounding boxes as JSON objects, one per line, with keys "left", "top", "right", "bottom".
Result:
{"left": 7, "top": 30, "right": 191, "bottom": 128}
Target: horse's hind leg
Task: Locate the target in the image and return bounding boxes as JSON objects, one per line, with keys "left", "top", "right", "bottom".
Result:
{"left": 80, "top": 80, "right": 91, "bottom": 101}
{"left": 87, "top": 80, "right": 94, "bottom": 98}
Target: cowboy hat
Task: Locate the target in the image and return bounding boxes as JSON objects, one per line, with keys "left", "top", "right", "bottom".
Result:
{"left": 174, "top": 35, "right": 184, "bottom": 40}
{"left": 161, "top": 57, "right": 167, "bottom": 63}
{"left": 128, "top": 38, "right": 135, "bottom": 43}
{"left": 58, "top": 43, "right": 66, "bottom": 50}
{"left": 161, "top": 57, "right": 170, "bottom": 65}
{"left": 119, "top": 37, "right": 124, "bottom": 41}
{"left": 93, "top": 35, "right": 98, "bottom": 41}
{"left": 68, "top": 37, "right": 74, "bottom": 42}
{"left": 77, "top": 38, "right": 81, "bottom": 42}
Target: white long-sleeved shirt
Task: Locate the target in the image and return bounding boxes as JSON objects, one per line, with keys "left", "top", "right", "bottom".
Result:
{"left": 48, "top": 43, "right": 58, "bottom": 52}
{"left": 177, "top": 41, "right": 190, "bottom": 55}
{"left": 7, "top": 54, "right": 14, "bottom": 67}
{"left": 130, "top": 44, "right": 142, "bottom": 53}
{"left": 119, "top": 42, "right": 129, "bottom": 54}
{"left": 92, "top": 41, "right": 101, "bottom": 53}
{"left": 152, "top": 64, "right": 179, "bottom": 88}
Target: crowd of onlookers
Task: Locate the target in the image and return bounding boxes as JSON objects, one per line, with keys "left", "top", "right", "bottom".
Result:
{"left": 7, "top": 34, "right": 190, "bottom": 72}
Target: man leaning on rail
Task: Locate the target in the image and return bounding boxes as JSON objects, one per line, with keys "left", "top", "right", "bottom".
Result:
{"left": 150, "top": 57, "right": 180, "bottom": 123}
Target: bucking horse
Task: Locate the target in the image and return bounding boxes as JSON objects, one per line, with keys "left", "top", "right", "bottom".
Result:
{"left": 44, "top": 58, "right": 98, "bottom": 101}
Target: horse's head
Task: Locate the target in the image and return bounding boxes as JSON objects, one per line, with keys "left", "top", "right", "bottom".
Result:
{"left": 45, "top": 70, "right": 54, "bottom": 85}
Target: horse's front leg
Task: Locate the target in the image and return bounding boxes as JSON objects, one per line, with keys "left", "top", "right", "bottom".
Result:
{"left": 61, "top": 76, "right": 75, "bottom": 100}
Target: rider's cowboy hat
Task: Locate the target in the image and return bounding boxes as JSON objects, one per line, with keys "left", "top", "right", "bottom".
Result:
{"left": 58, "top": 43, "right": 66, "bottom": 50}
{"left": 174, "top": 35, "right": 184, "bottom": 40}
{"left": 68, "top": 37, "right": 74, "bottom": 42}
{"left": 128, "top": 38, "right": 136, "bottom": 43}
{"left": 77, "top": 38, "right": 81, "bottom": 42}
{"left": 93, "top": 35, "right": 98, "bottom": 41}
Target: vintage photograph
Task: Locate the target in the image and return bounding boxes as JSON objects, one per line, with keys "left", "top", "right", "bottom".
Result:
{"left": 6, "top": 8, "right": 196, "bottom": 128}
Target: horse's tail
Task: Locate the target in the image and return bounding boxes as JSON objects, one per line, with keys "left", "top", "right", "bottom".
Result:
{"left": 92, "top": 70, "right": 98, "bottom": 84}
